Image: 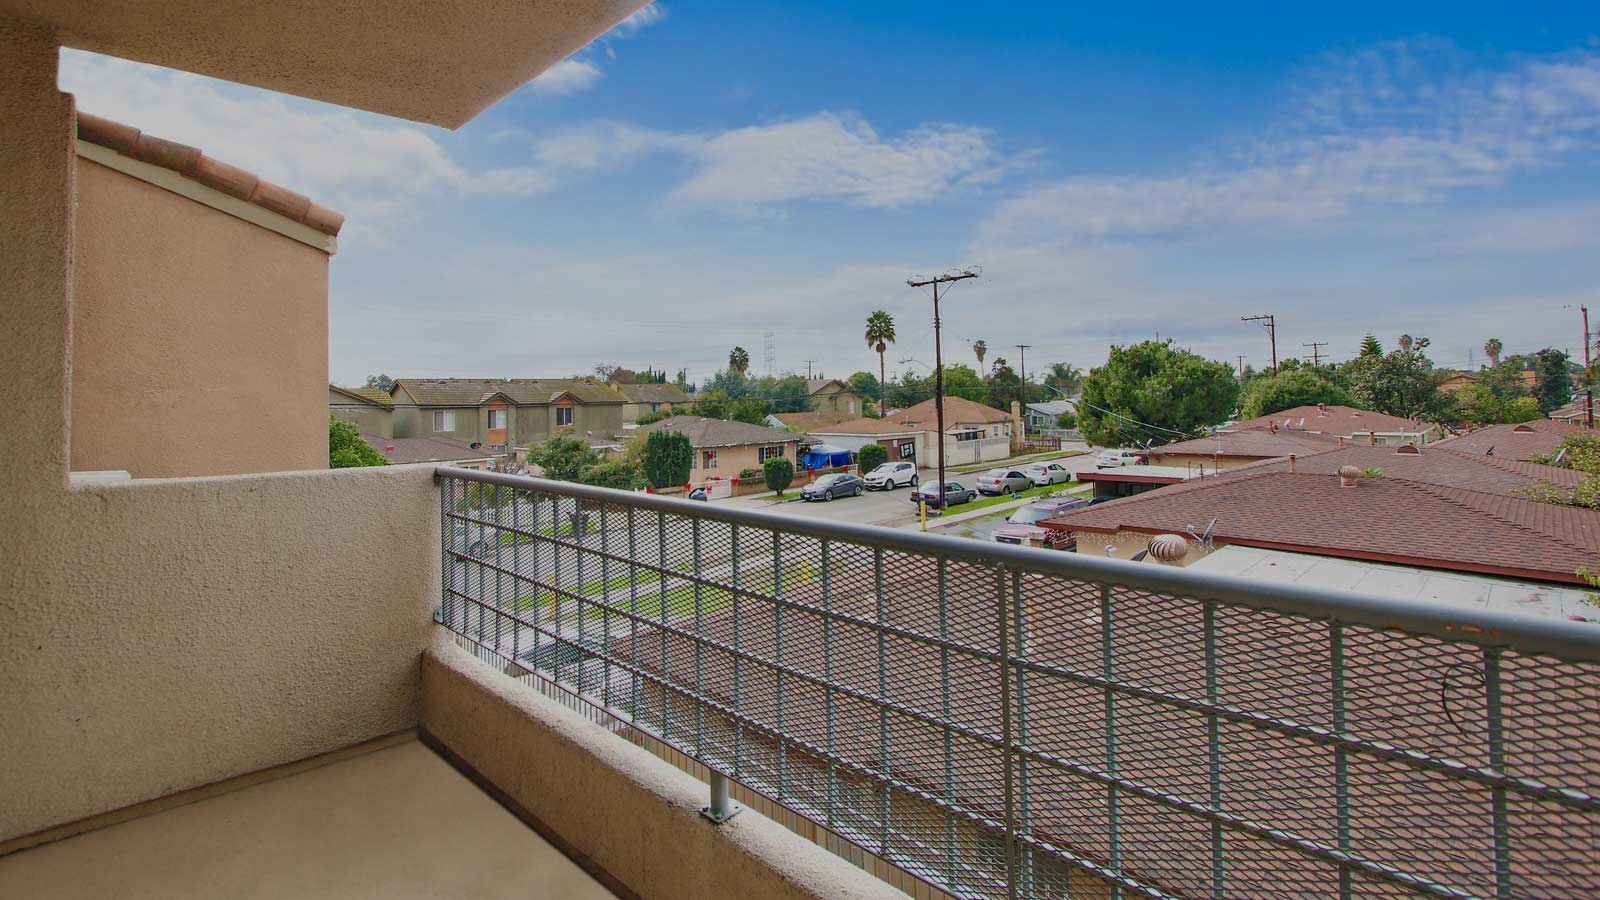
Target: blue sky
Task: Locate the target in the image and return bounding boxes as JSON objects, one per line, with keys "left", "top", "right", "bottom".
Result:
{"left": 59, "top": 2, "right": 1600, "bottom": 386}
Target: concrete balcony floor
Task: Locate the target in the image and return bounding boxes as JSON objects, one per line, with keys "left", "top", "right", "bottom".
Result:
{"left": 0, "top": 738, "right": 615, "bottom": 900}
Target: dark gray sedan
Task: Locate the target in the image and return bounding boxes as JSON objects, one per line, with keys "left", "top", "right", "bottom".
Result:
{"left": 909, "top": 481, "right": 977, "bottom": 508}
{"left": 801, "top": 472, "right": 865, "bottom": 501}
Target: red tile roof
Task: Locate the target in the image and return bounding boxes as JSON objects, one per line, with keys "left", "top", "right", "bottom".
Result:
{"left": 888, "top": 395, "right": 1010, "bottom": 427}
{"left": 78, "top": 112, "right": 344, "bottom": 237}
{"left": 1227, "top": 405, "right": 1433, "bottom": 437}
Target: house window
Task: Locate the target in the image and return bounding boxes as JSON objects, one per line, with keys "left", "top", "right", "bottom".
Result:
{"left": 432, "top": 410, "right": 455, "bottom": 432}
{"left": 848, "top": 399, "right": 856, "bottom": 414}
{"left": 758, "top": 445, "right": 785, "bottom": 463}
{"left": 487, "top": 409, "right": 507, "bottom": 430}
{"left": 954, "top": 429, "right": 981, "bottom": 442}
{"left": 556, "top": 406, "right": 574, "bottom": 427}
{"left": 703, "top": 450, "right": 718, "bottom": 470}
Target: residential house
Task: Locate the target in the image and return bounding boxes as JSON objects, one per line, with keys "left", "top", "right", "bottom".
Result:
{"left": 764, "top": 410, "right": 851, "bottom": 432}
{"left": 806, "top": 378, "right": 864, "bottom": 416}
{"left": 1548, "top": 398, "right": 1593, "bottom": 425}
{"left": 613, "top": 381, "right": 691, "bottom": 424}
{"left": 330, "top": 385, "right": 394, "bottom": 437}
{"left": 804, "top": 416, "right": 928, "bottom": 464}
{"left": 1072, "top": 463, "right": 1207, "bottom": 500}
{"left": 1024, "top": 399, "right": 1076, "bottom": 431}
{"left": 69, "top": 112, "right": 339, "bottom": 477}
{"left": 1224, "top": 403, "right": 1439, "bottom": 445}
{"left": 1044, "top": 442, "right": 1594, "bottom": 587}
{"left": 1434, "top": 419, "right": 1573, "bottom": 461}
{"left": 362, "top": 434, "right": 494, "bottom": 469}
{"left": 390, "top": 377, "right": 627, "bottom": 453}
{"left": 887, "top": 395, "right": 1013, "bottom": 465}
{"left": 1436, "top": 371, "right": 1479, "bottom": 395}
{"left": 1143, "top": 427, "right": 1341, "bottom": 473}
{"left": 638, "top": 416, "right": 802, "bottom": 477}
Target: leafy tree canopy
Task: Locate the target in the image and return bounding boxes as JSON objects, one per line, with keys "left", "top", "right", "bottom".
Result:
{"left": 1239, "top": 369, "right": 1353, "bottom": 419}
{"left": 643, "top": 430, "right": 693, "bottom": 488}
{"left": 1341, "top": 336, "right": 1444, "bottom": 420}
{"left": 1077, "top": 341, "right": 1239, "bottom": 448}
{"left": 1044, "top": 362, "right": 1084, "bottom": 397}
{"left": 579, "top": 459, "right": 646, "bottom": 491}
{"left": 528, "top": 435, "right": 600, "bottom": 482}
{"left": 857, "top": 442, "right": 888, "bottom": 473}
{"left": 1533, "top": 348, "right": 1575, "bottom": 413}
{"left": 763, "top": 456, "right": 795, "bottom": 493}
{"left": 363, "top": 374, "right": 394, "bottom": 392}
{"left": 329, "top": 416, "right": 389, "bottom": 468}
{"left": 847, "top": 371, "right": 881, "bottom": 401}
{"left": 1359, "top": 334, "right": 1384, "bottom": 358}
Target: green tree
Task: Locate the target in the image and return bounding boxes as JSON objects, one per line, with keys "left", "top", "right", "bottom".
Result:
{"left": 1451, "top": 383, "right": 1505, "bottom": 424}
{"left": 579, "top": 459, "right": 646, "bottom": 491}
{"left": 1044, "top": 362, "right": 1084, "bottom": 397}
{"left": 766, "top": 376, "right": 813, "bottom": 414}
{"left": 763, "top": 456, "right": 795, "bottom": 494}
{"left": 857, "top": 442, "right": 888, "bottom": 474}
{"left": 635, "top": 409, "right": 672, "bottom": 426}
{"left": 1359, "top": 334, "right": 1384, "bottom": 358}
{"left": 972, "top": 339, "right": 987, "bottom": 370}
{"left": 864, "top": 310, "right": 896, "bottom": 418}
{"left": 1533, "top": 348, "right": 1575, "bottom": 413}
{"left": 329, "top": 416, "right": 389, "bottom": 468}
{"left": 729, "top": 346, "right": 751, "bottom": 374}
{"left": 643, "top": 430, "right": 693, "bottom": 488}
{"left": 1504, "top": 396, "right": 1542, "bottom": 423}
{"left": 363, "top": 374, "right": 394, "bottom": 392}
{"left": 1479, "top": 359, "right": 1531, "bottom": 400}
{"left": 1238, "top": 369, "right": 1353, "bottom": 419}
{"left": 1484, "top": 337, "right": 1503, "bottom": 368}
{"left": 1055, "top": 411, "right": 1077, "bottom": 429}
{"left": 888, "top": 369, "right": 934, "bottom": 408}
{"left": 527, "top": 435, "right": 600, "bottom": 482}
{"left": 940, "top": 363, "right": 988, "bottom": 403}
{"left": 702, "top": 369, "right": 751, "bottom": 398}
{"left": 1343, "top": 336, "right": 1443, "bottom": 420}
{"left": 987, "top": 357, "right": 1023, "bottom": 410}
{"left": 1077, "top": 341, "right": 1240, "bottom": 447}
{"left": 847, "top": 371, "right": 881, "bottom": 413}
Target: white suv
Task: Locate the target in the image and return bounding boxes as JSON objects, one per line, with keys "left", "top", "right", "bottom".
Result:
{"left": 864, "top": 461, "right": 918, "bottom": 490}
{"left": 1095, "top": 449, "right": 1145, "bottom": 468}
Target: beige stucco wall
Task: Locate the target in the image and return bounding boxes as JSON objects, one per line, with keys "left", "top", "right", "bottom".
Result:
{"left": 692, "top": 442, "right": 796, "bottom": 477}
{"left": 70, "top": 157, "right": 329, "bottom": 477}
{"left": 421, "top": 634, "right": 907, "bottom": 900}
{"left": 0, "top": 465, "right": 440, "bottom": 843}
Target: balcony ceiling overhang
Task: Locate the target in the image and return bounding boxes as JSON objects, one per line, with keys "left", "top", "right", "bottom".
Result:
{"left": 3, "top": 0, "right": 652, "bottom": 128}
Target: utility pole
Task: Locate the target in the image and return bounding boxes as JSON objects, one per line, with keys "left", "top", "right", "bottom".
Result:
{"left": 803, "top": 360, "right": 817, "bottom": 380}
{"left": 1241, "top": 314, "right": 1277, "bottom": 375}
{"left": 1014, "top": 344, "right": 1031, "bottom": 406}
{"left": 908, "top": 268, "right": 981, "bottom": 512}
{"left": 1236, "top": 355, "right": 1245, "bottom": 380}
{"left": 1303, "top": 341, "right": 1327, "bottom": 368}
{"left": 1584, "top": 306, "right": 1594, "bottom": 429}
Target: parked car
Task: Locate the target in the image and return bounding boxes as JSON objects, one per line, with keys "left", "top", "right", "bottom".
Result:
{"left": 910, "top": 481, "right": 977, "bottom": 508}
{"left": 801, "top": 472, "right": 864, "bottom": 501}
{"left": 864, "top": 461, "right": 919, "bottom": 490}
{"left": 975, "top": 468, "right": 1032, "bottom": 496}
{"left": 1022, "top": 461, "right": 1074, "bottom": 486}
{"left": 991, "top": 499, "right": 1081, "bottom": 548}
{"left": 1095, "top": 449, "right": 1146, "bottom": 469}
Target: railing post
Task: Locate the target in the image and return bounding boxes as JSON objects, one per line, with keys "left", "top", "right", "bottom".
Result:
{"left": 997, "top": 565, "right": 1019, "bottom": 900}
{"left": 701, "top": 770, "right": 742, "bottom": 824}
{"left": 1331, "top": 623, "right": 1351, "bottom": 899}
{"left": 1101, "top": 584, "right": 1122, "bottom": 898}
{"left": 1485, "top": 648, "right": 1513, "bottom": 899}
{"left": 1203, "top": 601, "right": 1226, "bottom": 897}
{"left": 875, "top": 547, "right": 892, "bottom": 859}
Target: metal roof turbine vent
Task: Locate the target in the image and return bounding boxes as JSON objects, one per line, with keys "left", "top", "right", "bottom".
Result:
{"left": 1147, "top": 533, "right": 1190, "bottom": 564}
{"left": 1338, "top": 464, "right": 1362, "bottom": 487}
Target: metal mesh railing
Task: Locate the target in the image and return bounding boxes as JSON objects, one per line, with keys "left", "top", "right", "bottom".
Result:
{"left": 437, "top": 469, "right": 1600, "bottom": 899}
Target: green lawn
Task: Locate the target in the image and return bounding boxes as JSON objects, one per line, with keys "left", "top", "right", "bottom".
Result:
{"left": 941, "top": 482, "right": 1084, "bottom": 514}
{"left": 946, "top": 448, "right": 1085, "bottom": 475}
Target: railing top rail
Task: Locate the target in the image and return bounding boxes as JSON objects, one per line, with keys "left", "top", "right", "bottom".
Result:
{"left": 436, "top": 466, "right": 1600, "bottom": 661}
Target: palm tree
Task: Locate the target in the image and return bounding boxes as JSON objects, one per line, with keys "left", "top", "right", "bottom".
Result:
{"left": 864, "top": 310, "right": 896, "bottom": 415}
{"left": 1484, "top": 337, "right": 1503, "bottom": 368}
{"left": 973, "top": 340, "right": 987, "bottom": 370}
{"left": 1398, "top": 334, "right": 1414, "bottom": 352}
{"left": 729, "top": 346, "right": 750, "bottom": 375}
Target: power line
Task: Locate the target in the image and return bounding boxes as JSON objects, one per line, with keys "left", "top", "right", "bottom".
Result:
{"left": 1302, "top": 341, "right": 1328, "bottom": 368}
{"left": 1241, "top": 314, "right": 1277, "bottom": 375}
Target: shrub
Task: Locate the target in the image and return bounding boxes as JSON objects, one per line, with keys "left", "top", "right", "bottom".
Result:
{"left": 643, "top": 430, "right": 693, "bottom": 488}
{"left": 738, "top": 467, "right": 765, "bottom": 480}
{"left": 1055, "top": 411, "right": 1077, "bottom": 429}
{"left": 329, "top": 416, "right": 388, "bottom": 468}
{"left": 857, "top": 443, "right": 889, "bottom": 473}
{"left": 579, "top": 460, "right": 647, "bottom": 491}
{"left": 527, "top": 435, "right": 599, "bottom": 482}
{"left": 763, "top": 457, "right": 795, "bottom": 494}
{"left": 635, "top": 409, "right": 672, "bottom": 426}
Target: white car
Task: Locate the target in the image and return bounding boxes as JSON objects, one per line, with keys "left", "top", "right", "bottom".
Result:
{"left": 1022, "top": 461, "right": 1073, "bottom": 486}
{"left": 1095, "top": 449, "right": 1145, "bottom": 469}
{"left": 863, "top": 461, "right": 919, "bottom": 490}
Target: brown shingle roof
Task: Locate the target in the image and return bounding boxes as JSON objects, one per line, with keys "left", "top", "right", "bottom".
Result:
{"left": 613, "top": 382, "right": 690, "bottom": 404}
{"left": 888, "top": 395, "right": 1010, "bottom": 427}
{"left": 77, "top": 112, "right": 344, "bottom": 237}
{"left": 806, "top": 416, "right": 927, "bottom": 436}
{"left": 329, "top": 384, "right": 393, "bottom": 408}
{"left": 806, "top": 378, "right": 850, "bottom": 395}
{"left": 362, "top": 434, "right": 492, "bottom": 465}
{"left": 1434, "top": 420, "right": 1574, "bottom": 462}
{"left": 637, "top": 416, "right": 801, "bottom": 449}
{"left": 1147, "top": 427, "right": 1340, "bottom": 459}
{"left": 1227, "top": 405, "right": 1433, "bottom": 437}
{"left": 770, "top": 411, "right": 851, "bottom": 432}
{"left": 392, "top": 378, "right": 625, "bottom": 406}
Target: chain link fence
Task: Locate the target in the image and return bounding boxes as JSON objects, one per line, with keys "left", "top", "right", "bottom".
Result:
{"left": 437, "top": 469, "right": 1600, "bottom": 899}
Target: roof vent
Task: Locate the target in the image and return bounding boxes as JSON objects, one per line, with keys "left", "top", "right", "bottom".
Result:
{"left": 1338, "top": 464, "right": 1362, "bottom": 487}
{"left": 1394, "top": 443, "right": 1420, "bottom": 455}
{"left": 1512, "top": 423, "right": 1536, "bottom": 433}
{"left": 469, "top": 442, "right": 482, "bottom": 450}
{"left": 1147, "top": 534, "right": 1189, "bottom": 564}
{"left": 1317, "top": 403, "right": 1327, "bottom": 415}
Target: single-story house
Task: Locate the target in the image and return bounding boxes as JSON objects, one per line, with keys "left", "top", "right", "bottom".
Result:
{"left": 638, "top": 416, "right": 802, "bottom": 476}
{"left": 362, "top": 434, "right": 495, "bottom": 469}
{"left": 1142, "top": 427, "right": 1340, "bottom": 473}
{"left": 804, "top": 417, "right": 928, "bottom": 465}
{"left": 765, "top": 411, "right": 852, "bottom": 432}
{"left": 1223, "top": 404, "right": 1439, "bottom": 445}
{"left": 1548, "top": 399, "right": 1592, "bottom": 425}
{"left": 888, "top": 396, "right": 1014, "bottom": 465}
{"left": 1024, "top": 399, "right": 1076, "bottom": 430}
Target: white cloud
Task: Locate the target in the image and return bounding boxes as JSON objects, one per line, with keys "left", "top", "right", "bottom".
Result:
{"left": 612, "top": 4, "right": 668, "bottom": 37}
{"left": 977, "top": 43, "right": 1600, "bottom": 249}
{"left": 525, "top": 59, "right": 603, "bottom": 96}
